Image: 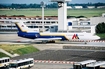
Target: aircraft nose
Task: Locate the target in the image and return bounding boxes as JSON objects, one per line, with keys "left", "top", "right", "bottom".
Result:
{"left": 94, "top": 36, "right": 100, "bottom": 40}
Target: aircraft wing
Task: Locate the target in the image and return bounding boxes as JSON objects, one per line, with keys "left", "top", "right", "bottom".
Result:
{"left": 34, "top": 37, "right": 62, "bottom": 41}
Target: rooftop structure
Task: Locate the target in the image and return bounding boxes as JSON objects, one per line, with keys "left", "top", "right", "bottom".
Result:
{"left": 10, "top": 58, "right": 34, "bottom": 63}
{"left": 74, "top": 60, "right": 96, "bottom": 65}
{"left": 100, "top": 64, "right": 105, "bottom": 68}
{"left": 90, "top": 16, "right": 105, "bottom": 25}
{"left": 0, "top": 57, "right": 10, "bottom": 61}
{"left": 86, "top": 61, "right": 105, "bottom": 67}
{"left": 102, "top": 13, "right": 105, "bottom": 17}
{"left": 87, "top": 6, "right": 95, "bottom": 9}
{"left": 50, "top": 0, "right": 71, "bottom": 2}
{"left": 74, "top": 6, "right": 83, "bottom": 9}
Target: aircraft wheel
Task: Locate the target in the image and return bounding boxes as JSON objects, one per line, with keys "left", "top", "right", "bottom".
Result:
{"left": 52, "top": 40, "right": 55, "bottom": 43}
{"left": 84, "top": 41, "right": 87, "bottom": 44}
{"left": 49, "top": 40, "right": 55, "bottom": 43}
{"left": 42, "top": 41, "right": 47, "bottom": 44}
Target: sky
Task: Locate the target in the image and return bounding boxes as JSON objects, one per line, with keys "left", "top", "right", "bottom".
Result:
{"left": 0, "top": 0, "right": 105, "bottom": 4}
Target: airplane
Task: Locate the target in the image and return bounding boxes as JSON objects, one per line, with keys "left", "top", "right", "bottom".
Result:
{"left": 15, "top": 21, "right": 100, "bottom": 43}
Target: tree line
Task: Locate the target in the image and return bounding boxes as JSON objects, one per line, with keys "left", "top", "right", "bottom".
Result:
{"left": 96, "top": 22, "right": 105, "bottom": 34}
{"left": 0, "top": 2, "right": 105, "bottom": 9}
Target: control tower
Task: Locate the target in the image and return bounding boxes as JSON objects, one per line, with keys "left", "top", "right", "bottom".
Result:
{"left": 51, "top": 0, "right": 71, "bottom": 31}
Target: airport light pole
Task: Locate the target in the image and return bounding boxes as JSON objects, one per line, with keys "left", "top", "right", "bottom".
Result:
{"left": 41, "top": 1, "right": 45, "bottom": 32}
{"left": 0, "top": 23, "right": 1, "bottom": 29}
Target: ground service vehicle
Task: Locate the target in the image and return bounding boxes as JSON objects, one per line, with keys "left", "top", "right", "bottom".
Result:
{"left": 9, "top": 58, "right": 34, "bottom": 69}
{"left": 73, "top": 60, "right": 96, "bottom": 69}
{"left": 0, "top": 57, "right": 10, "bottom": 68}
{"left": 86, "top": 61, "right": 105, "bottom": 69}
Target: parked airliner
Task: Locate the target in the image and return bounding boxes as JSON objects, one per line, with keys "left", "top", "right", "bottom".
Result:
{"left": 15, "top": 21, "right": 100, "bottom": 43}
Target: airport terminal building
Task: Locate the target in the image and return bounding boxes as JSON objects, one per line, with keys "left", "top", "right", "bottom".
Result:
{"left": 0, "top": 14, "right": 105, "bottom": 34}
{"left": 0, "top": 16, "right": 58, "bottom": 31}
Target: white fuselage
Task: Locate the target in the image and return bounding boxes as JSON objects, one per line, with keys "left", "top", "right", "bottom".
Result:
{"left": 40, "top": 32, "right": 100, "bottom": 40}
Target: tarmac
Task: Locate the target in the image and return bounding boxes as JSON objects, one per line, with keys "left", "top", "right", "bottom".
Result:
{"left": 0, "top": 33, "right": 105, "bottom": 69}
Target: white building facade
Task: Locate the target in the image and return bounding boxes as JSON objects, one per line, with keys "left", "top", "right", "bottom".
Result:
{"left": 0, "top": 14, "right": 105, "bottom": 34}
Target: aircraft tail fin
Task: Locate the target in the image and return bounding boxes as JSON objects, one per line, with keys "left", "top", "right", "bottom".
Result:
{"left": 15, "top": 21, "right": 39, "bottom": 32}
{"left": 15, "top": 21, "right": 29, "bottom": 32}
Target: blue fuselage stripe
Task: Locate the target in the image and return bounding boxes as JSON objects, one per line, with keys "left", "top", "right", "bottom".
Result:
{"left": 18, "top": 32, "right": 67, "bottom": 40}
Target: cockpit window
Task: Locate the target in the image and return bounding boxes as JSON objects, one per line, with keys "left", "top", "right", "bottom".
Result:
{"left": 46, "top": 29, "right": 49, "bottom": 31}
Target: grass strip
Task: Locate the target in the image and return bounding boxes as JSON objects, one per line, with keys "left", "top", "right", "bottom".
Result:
{"left": 0, "top": 52, "right": 9, "bottom": 58}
